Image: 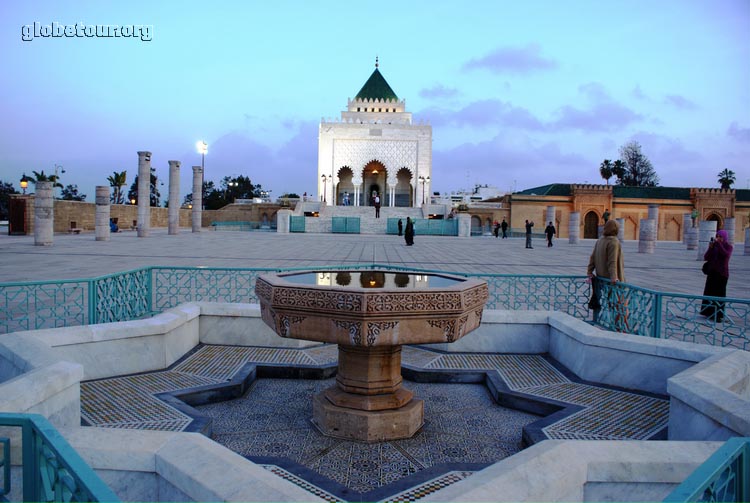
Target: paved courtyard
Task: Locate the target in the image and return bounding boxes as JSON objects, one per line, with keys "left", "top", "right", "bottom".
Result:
{"left": 1, "top": 229, "right": 748, "bottom": 299}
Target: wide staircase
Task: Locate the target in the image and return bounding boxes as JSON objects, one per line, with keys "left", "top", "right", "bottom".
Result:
{"left": 293, "top": 202, "right": 449, "bottom": 234}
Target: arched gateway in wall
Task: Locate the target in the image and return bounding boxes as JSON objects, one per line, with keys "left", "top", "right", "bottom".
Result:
{"left": 318, "top": 59, "right": 432, "bottom": 208}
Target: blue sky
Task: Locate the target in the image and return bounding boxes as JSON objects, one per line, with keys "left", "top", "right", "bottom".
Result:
{"left": 1, "top": 0, "right": 748, "bottom": 201}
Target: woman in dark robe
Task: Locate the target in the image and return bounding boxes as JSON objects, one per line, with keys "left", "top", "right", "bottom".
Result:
{"left": 404, "top": 217, "right": 415, "bottom": 246}
{"left": 700, "top": 229, "right": 733, "bottom": 322}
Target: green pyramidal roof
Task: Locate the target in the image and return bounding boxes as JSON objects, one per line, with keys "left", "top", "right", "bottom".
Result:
{"left": 355, "top": 68, "right": 399, "bottom": 101}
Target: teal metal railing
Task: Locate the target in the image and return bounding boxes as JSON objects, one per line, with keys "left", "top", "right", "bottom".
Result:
{"left": 331, "top": 217, "right": 360, "bottom": 234}
{"left": 0, "top": 413, "right": 119, "bottom": 502}
{"left": 1, "top": 265, "right": 747, "bottom": 348}
{"left": 664, "top": 437, "right": 750, "bottom": 502}
{"left": 386, "top": 218, "right": 459, "bottom": 236}
{"left": 210, "top": 221, "right": 276, "bottom": 231}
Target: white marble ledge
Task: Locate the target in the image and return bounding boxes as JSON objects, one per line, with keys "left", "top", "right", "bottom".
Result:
{"left": 548, "top": 311, "right": 727, "bottom": 362}
{"left": 155, "top": 432, "right": 326, "bottom": 503}
{"left": 0, "top": 361, "right": 82, "bottom": 411}
{"left": 480, "top": 309, "right": 551, "bottom": 324}
{"left": 422, "top": 440, "right": 721, "bottom": 503}
{"left": 195, "top": 301, "right": 260, "bottom": 317}
{"left": 29, "top": 304, "right": 200, "bottom": 347}
{"left": 669, "top": 351, "right": 750, "bottom": 435}
{"left": 62, "top": 427, "right": 178, "bottom": 473}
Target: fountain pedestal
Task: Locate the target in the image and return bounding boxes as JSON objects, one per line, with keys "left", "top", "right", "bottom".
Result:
{"left": 313, "top": 344, "right": 422, "bottom": 441}
{"left": 256, "top": 270, "right": 488, "bottom": 442}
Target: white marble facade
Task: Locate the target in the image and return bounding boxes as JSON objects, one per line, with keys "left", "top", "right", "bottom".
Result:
{"left": 317, "top": 64, "right": 432, "bottom": 208}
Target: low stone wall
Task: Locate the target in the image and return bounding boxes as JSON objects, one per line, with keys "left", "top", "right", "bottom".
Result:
{"left": 668, "top": 350, "right": 750, "bottom": 440}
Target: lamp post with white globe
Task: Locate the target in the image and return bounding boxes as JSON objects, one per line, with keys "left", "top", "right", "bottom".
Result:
{"left": 196, "top": 141, "right": 208, "bottom": 209}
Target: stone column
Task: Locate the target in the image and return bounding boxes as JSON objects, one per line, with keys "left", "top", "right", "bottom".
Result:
{"left": 95, "top": 186, "right": 110, "bottom": 241}
{"left": 697, "top": 220, "right": 717, "bottom": 260}
{"left": 648, "top": 204, "right": 659, "bottom": 242}
{"left": 277, "top": 208, "right": 292, "bottom": 233}
{"left": 724, "top": 217, "right": 735, "bottom": 244}
{"left": 615, "top": 218, "right": 625, "bottom": 244}
{"left": 192, "top": 166, "right": 203, "bottom": 232}
{"left": 168, "top": 160, "right": 180, "bottom": 235}
{"left": 682, "top": 213, "right": 691, "bottom": 244}
{"left": 389, "top": 184, "right": 396, "bottom": 207}
{"left": 638, "top": 219, "right": 656, "bottom": 254}
{"left": 137, "top": 151, "right": 151, "bottom": 237}
{"left": 745, "top": 228, "right": 750, "bottom": 256}
{"left": 457, "top": 213, "right": 471, "bottom": 237}
{"left": 686, "top": 226, "right": 698, "bottom": 250}
{"left": 545, "top": 206, "right": 555, "bottom": 228}
{"left": 34, "top": 181, "right": 54, "bottom": 246}
{"left": 568, "top": 212, "right": 580, "bottom": 244}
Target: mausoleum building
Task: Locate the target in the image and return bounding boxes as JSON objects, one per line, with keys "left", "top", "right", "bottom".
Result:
{"left": 317, "top": 59, "right": 432, "bottom": 207}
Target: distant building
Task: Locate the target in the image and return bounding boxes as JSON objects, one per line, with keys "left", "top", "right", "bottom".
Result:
{"left": 317, "top": 58, "right": 432, "bottom": 208}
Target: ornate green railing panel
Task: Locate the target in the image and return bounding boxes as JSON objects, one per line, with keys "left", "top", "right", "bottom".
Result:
{"left": 91, "top": 268, "right": 152, "bottom": 325}
{"left": 289, "top": 216, "right": 305, "bottom": 233}
{"left": 152, "top": 267, "right": 271, "bottom": 310}
{"left": 0, "top": 413, "right": 119, "bottom": 503}
{"left": 664, "top": 437, "right": 750, "bottom": 502}
{"left": 0, "top": 279, "right": 88, "bottom": 333}
{"left": 468, "top": 273, "right": 590, "bottom": 317}
{"left": 591, "top": 279, "right": 657, "bottom": 336}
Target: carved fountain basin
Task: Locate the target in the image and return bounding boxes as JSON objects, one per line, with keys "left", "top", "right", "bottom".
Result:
{"left": 255, "top": 270, "right": 489, "bottom": 442}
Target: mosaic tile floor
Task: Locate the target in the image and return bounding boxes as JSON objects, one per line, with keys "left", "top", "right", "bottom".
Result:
{"left": 80, "top": 344, "right": 670, "bottom": 501}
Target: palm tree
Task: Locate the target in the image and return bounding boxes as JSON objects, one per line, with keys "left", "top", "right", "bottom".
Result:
{"left": 599, "top": 159, "right": 613, "bottom": 185}
{"left": 107, "top": 170, "right": 127, "bottom": 204}
{"left": 717, "top": 168, "right": 736, "bottom": 189}
{"left": 611, "top": 160, "right": 626, "bottom": 182}
{"left": 30, "top": 170, "right": 63, "bottom": 189}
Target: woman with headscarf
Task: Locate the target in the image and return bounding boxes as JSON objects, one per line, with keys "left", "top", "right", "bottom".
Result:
{"left": 586, "top": 220, "right": 626, "bottom": 327}
{"left": 700, "top": 229, "right": 733, "bottom": 322}
{"left": 404, "top": 217, "right": 415, "bottom": 246}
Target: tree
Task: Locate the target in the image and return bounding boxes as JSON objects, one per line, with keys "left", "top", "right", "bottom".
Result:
{"left": 717, "top": 169, "right": 736, "bottom": 189}
{"left": 127, "top": 168, "right": 161, "bottom": 206}
{"left": 107, "top": 170, "right": 127, "bottom": 204}
{"left": 30, "top": 170, "right": 64, "bottom": 189}
{"left": 60, "top": 184, "right": 86, "bottom": 201}
{"left": 599, "top": 159, "right": 613, "bottom": 185}
{"left": 185, "top": 176, "right": 263, "bottom": 210}
{"left": 0, "top": 180, "right": 19, "bottom": 220}
{"left": 615, "top": 141, "right": 659, "bottom": 187}
{"left": 611, "top": 160, "right": 626, "bottom": 181}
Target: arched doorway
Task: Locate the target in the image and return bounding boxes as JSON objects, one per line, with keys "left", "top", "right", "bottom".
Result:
{"left": 362, "top": 161, "right": 386, "bottom": 206}
{"left": 395, "top": 168, "right": 412, "bottom": 207}
{"left": 336, "top": 167, "right": 354, "bottom": 206}
{"left": 706, "top": 213, "right": 723, "bottom": 230}
{"left": 470, "top": 215, "right": 482, "bottom": 236}
{"left": 584, "top": 211, "right": 599, "bottom": 239}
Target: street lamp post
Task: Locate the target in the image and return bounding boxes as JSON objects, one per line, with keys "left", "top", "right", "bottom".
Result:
{"left": 419, "top": 175, "right": 430, "bottom": 205}
{"left": 196, "top": 141, "right": 208, "bottom": 209}
{"left": 20, "top": 174, "right": 29, "bottom": 195}
{"left": 321, "top": 174, "right": 330, "bottom": 203}
{"left": 54, "top": 164, "right": 65, "bottom": 198}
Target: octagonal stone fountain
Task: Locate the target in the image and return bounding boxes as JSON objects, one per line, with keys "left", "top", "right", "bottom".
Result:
{"left": 255, "top": 270, "right": 489, "bottom": 442}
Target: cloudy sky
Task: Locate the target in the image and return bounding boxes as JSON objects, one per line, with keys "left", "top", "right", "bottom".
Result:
{"left": 1, "top": 0, "right": 748, "bottom": 202}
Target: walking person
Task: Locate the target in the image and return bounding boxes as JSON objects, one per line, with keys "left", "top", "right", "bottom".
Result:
{"left": 587, "top": 220, "right": 627, "bottom": 328}
{"left": 501, "top": 218, "right": 508, "bottom": 238}
{"left": 397, "top": 218, "right": 403, "bottom": 237}
{"left": 700, "top": 230, "right": 733, "bottom": 322}
{"left": 493, "top": 221, "right": 499, "bottom": 238}
{"left": 374, "top": 194, "right": 381, "bottom": 218}
{"left": 404, "top": 217, "right": 414, "bottom": 246}
{"left": 545, "top": 221, "right": 556, "bottom": 247}
{"left": 525, "top": 220, "right": 534, "bottom": 248}
{"left": 603, "top": 209, "right": 610, "bottom": 223}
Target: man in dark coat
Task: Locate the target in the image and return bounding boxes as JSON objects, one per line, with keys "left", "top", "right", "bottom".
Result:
{"left": 404, "top": 217, "right": 415, "bottom": 246}
{"left": 501, "top": 218, "right": 508, "bottom": 238}
{"left": 397, "top": 219, "right": 403, "bottom": 236}
{"left": 545, "top": 221, "right": 556, "bottom": 247}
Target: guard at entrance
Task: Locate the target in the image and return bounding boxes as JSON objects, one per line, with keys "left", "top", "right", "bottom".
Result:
{"left": 374, "top": 194, "right": 381, "bottom": 218}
